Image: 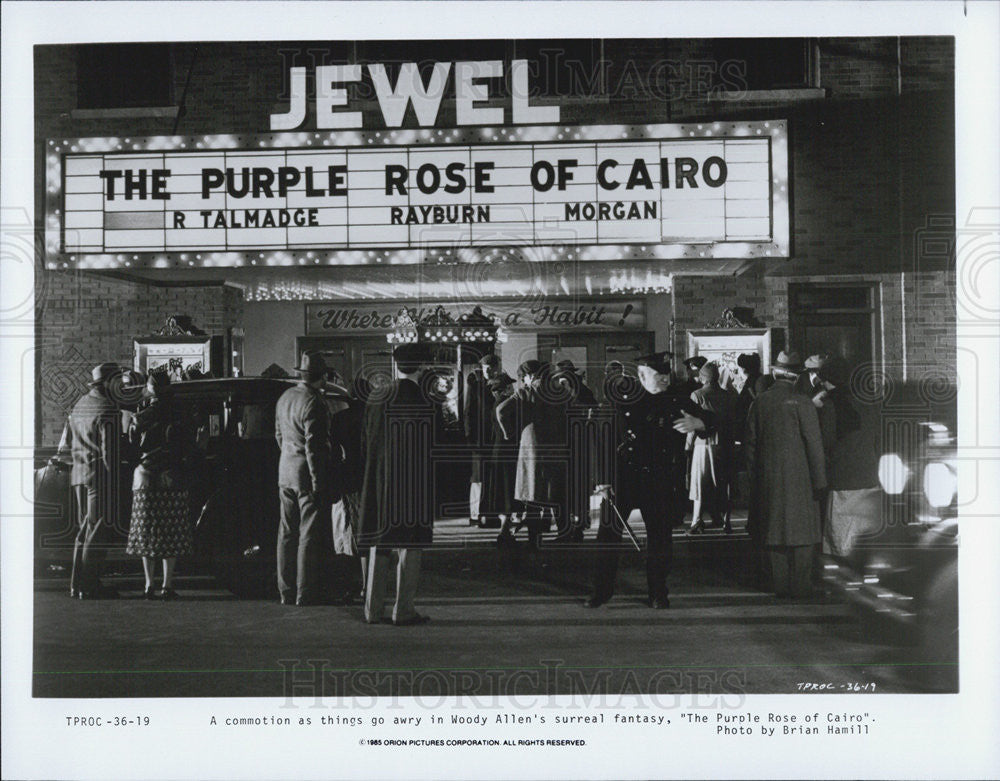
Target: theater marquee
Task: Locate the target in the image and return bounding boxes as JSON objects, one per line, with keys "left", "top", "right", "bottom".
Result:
{"left": 46, "top": 121, "right": 788, "bottom": 269}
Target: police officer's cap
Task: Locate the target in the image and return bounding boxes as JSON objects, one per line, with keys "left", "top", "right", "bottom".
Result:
{"left": 635, "top": 351, "right": 674, "bottom": 375}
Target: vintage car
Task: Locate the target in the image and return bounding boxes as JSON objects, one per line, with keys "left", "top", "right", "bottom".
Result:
{"left": 821, "top": 383, "right": 958, "bottom": 691}
{"left": 34, "top": 377, "right": 348, "bottom": 597}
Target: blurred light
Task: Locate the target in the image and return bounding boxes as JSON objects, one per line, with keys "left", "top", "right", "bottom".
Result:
{"left": 923, "top": 462, "right": 957, "bottom": 508}
{"left": 878, "top": 453, "right": 911, "bottom": 495}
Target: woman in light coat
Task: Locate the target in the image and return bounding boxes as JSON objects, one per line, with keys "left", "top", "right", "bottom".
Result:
{"left": 496, "top": 360, "right": 568, "bottom": 551}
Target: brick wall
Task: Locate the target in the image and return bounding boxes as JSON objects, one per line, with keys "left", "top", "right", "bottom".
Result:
{"left": 33, "top": 38, "right": 955, "bottom": 437}
{"left": 670, "top": 268, "right": 955, "bottom": 382}
{"left": 36, "top": 273, "right": 244, "bottom": 444}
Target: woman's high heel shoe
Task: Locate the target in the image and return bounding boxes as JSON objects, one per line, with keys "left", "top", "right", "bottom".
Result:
{"left": 144, "top": 586, "right": 158, "bottom": 600}
{"left": 686, "top": 521, "right": 706, "bottom": 536}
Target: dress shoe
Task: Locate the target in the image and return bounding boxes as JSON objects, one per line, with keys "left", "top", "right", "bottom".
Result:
{"left": 496, "top": 531, "right": 515, "bottom": 548}
{"left": 392, "top": 613, "right": 430, "bottom": 626}
{"left": 650, "top": 597, "right": 670, "bottom": 610}
{"left": 583, "top": 596, "right": 609, "bottom": 608}
{"left": 159, "top": 588, "right": 179, "bottom": 601}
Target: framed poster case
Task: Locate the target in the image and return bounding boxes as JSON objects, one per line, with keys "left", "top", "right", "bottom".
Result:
{"left": 133, "top": 335, "right": 215, "bottom": 380}
{"left": 686, "top": 328, "right": 771, "bottom": 390}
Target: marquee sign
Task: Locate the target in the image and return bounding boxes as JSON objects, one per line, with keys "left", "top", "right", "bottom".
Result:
{"left": 46, "top": 121, "right": 788, "bottom": 269}
{"left": 304, "top": 298, "right": 646, "bottom": 335}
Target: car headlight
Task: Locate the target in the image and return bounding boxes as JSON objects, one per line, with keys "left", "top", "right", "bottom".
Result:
{"left": 878, "top": 453, "right": 910, "bottom": 495}
{"left": 923, "top": 462, "right": 957, "bottom": 508}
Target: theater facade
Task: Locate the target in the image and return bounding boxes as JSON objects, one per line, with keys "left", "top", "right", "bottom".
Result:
{"left": 34, "top": 37, "right": 955, "bottom": 445}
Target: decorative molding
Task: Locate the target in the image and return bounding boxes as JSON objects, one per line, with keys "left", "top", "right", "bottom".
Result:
{"left": 155, "top": 315, "right": 206, "bottom": 336}
{"left": 706, "top": 308, "right": 755, "bottom": 329}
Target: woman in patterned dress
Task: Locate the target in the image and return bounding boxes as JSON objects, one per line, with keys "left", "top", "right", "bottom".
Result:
{"left": 126, "top": 372, "right": 200, "bottom": 599}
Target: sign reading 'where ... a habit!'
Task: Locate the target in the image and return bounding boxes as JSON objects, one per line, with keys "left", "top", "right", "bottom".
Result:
{"left": 50, "top": 121, "right": 788, "bottom": 266}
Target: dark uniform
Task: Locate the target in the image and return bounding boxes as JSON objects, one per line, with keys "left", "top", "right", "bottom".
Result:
{"left": 588, "top": 380, "right": 713, "bottom": 607}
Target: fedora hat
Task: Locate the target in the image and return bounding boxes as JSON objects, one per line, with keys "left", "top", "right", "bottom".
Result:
{"left": 804, "top": 353, "right": 830, "bottom": 371}
{"left": 88, "top": 362, "right": 122, "bottom": 387}
{"left": 773, "top": 350, "right": 804, "bottom": 373}
{"left": 555, "top": 359, "right": 584, "bottom": 376}
{"left": 294, "top": 350, "right": 328, "bottom": 379}
{"left": 517, "top": 359, "right": 544, "bottom": 378}
{"left": 393, "top": 342, "right": 432, "bottom": 367}
{"left": 683, "top": 355, "right": 707, "bottom": 372}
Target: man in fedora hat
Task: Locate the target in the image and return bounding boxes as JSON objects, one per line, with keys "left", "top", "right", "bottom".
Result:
{"left": 554, "top": 359, "right": 598, "bottom": 406}
{"left": 797, "top": 353, "right": 838, "bottom": 459}
{"left": 745, "top": 350, "right": 828, "bottom": 598}
{"left": 358, "top": 341, "right": 436, "bottom": 625}
{"left": 275, "top": 350, "right": 335, "bottom": 605}
{"left": 64, "top": 362, "right": 128, "bottom": 598}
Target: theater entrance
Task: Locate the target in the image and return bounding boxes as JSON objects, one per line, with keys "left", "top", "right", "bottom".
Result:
{"left": 538, "top": 331, "right": 655, "bottom": 401}
{"left": 295, "top": 334, "right": 393, "bottom": 387}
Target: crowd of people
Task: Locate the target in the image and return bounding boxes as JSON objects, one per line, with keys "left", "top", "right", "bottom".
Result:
{"left": 59, "top": 342, "right": 876, "bottom": 617}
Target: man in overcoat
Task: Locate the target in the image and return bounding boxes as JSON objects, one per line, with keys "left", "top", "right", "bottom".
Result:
{"left": 464, "top": 355, "right": 497, "bottom": 526}
{"left": 745, "top": 350, "right": 828, "bottom": 598}
{"left": 553, "top": 360, "right": 598, "bottom": 541}
{"left": 65, "top": 362, "right": 129, "bottom": 599}
{"left": 584, "top": 352, "right": 713, "bottom": 609}
{"left": 358, "top": 342, "right": 435, "bottom": 625}
{"left": 275, "top": 350, "right": 334, "bottom": 605}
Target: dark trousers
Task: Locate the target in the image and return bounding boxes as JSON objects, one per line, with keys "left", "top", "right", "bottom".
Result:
{"left": 590, "top": 476, "right": 673, "bottom": 603}
{"left": 277, "top": 487, "right": 330, "bottom": 603}
{"left": 768, "top": 545, "right": 814, "bottom": 598}
{"left": 70, "top": 483, "right": 109, "bottom": 595}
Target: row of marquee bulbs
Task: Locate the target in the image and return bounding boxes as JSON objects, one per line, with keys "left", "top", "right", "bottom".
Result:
{"left": 386, "top": 328, "right": 509, "bottom": 344}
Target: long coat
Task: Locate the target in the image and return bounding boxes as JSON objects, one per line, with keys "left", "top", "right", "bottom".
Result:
{"left": 745, "top": 378, "right": 828, "bottom": 546}
{"left": 463, "top": 368, "right": 495, "bottom": 483}
{"left": 496, "top": 383, "right": 567, "bottom": 506}
{"left": 358, "top": 378, "right": 435, "bottom": 548}
{"left": 481, "top": 374, "right": 517, "bottom": 516}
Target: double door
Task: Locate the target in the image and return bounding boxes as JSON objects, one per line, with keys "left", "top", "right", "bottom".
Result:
{"left": 537, "top": 331, "right": 655, "bottom": 402}
{"left": 295, "top": 335, "right": 393, "bottom": 390}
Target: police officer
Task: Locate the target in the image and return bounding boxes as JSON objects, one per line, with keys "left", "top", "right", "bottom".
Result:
{"left": 584, "top": 352, "right": 713, "bottom": 609}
